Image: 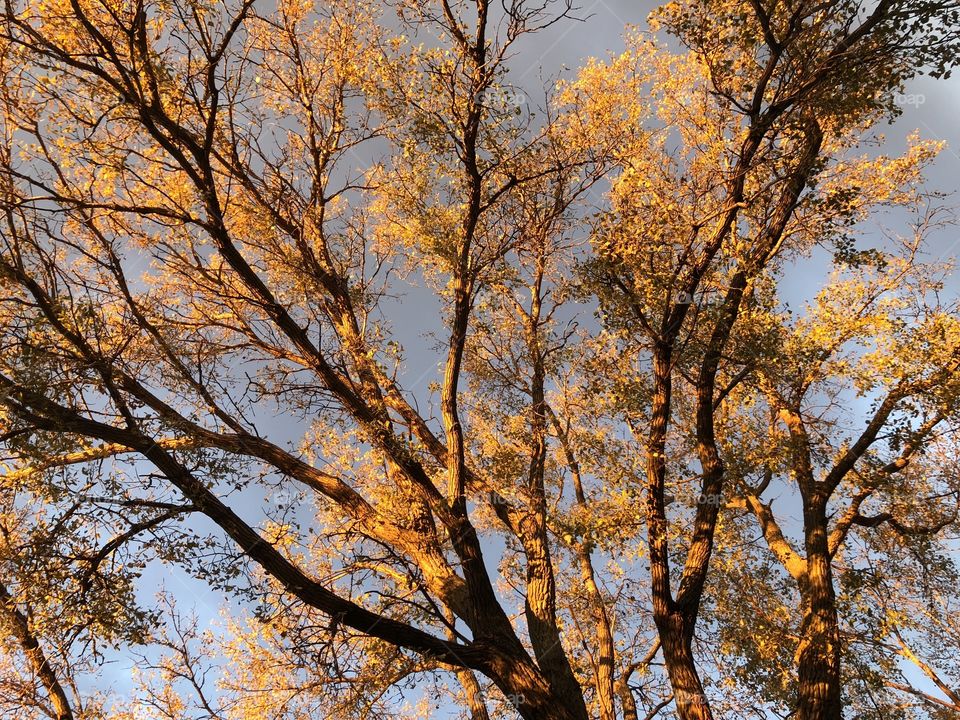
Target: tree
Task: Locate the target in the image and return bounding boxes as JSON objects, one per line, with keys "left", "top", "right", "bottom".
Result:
{"left": 0, "top": 1, "right": 958, "bottom": 719}
{"left": 0, "top": 499, "right": 149, "bottom": 720}
{"left": 574, "top": 1, "right": 960, "bottom": 716}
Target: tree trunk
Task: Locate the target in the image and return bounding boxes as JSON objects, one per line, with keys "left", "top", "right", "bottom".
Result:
{"left": 617, "top": 675, "right": 640, "bottom": 720}
{"left": 520, "top": 278, "right": 591, "bottom": 720}
{"left": 0, "top": 581, "right": 75, "bottom": 720}
{"left": 646, "top": 347, "right": 714, "bottom": 720}
{"left": 657, "top": 612, "right": 714, "bottom": 720}
{"left": 456, "top": 667, "right": 492, "bottom": 720}
{"left": 523, "top": 533, "right": 590, "bottom": 720}
{"left": 576, "top": 546, "right": 616, "bottom": 720}
{"left": 796, "top": 502, "right": 842, "bottom": 720}
{"left": 482, "top": 647, "right": 585, "bottom": 720}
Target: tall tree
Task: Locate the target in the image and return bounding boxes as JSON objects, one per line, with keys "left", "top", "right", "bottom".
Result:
{"left": 0, "top": 1, "right": 958, "bottom": 719}
{"left": 576, "top": 1, "right": 960, "bottom": 717}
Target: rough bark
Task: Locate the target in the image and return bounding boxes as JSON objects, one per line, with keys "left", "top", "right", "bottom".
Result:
{"left": 0, "top": 581, "right": 75, "bottom": 720}
{"left": 646, "top": 349, "right": 715, "bottom": 720}
{"left": 795, "top": 498, "right": 842, "bottom": 720}
{"left": 657, "top": 612, "right": 714, "bottom": 720}
{"left": 551, "top": 407, "right": 616, "bottom": 720}
{"left": 457, "top": 669, "right": 492, "bottom": 720}
{"left": 520, "top": 270, "right": 590, "bottom": 720}
{"left": 576, "top": 545, "right": 616, "bottom": 720}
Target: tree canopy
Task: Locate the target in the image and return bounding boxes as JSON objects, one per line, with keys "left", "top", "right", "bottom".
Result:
{"left": 0, "top": 1, "right": 959, "bottom": 719}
